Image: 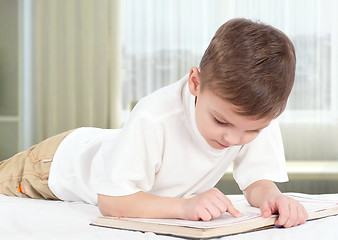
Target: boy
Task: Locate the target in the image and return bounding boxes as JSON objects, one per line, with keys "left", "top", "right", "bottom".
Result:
{"left": 0, "top": 18, "right": 307, "bottom": 228}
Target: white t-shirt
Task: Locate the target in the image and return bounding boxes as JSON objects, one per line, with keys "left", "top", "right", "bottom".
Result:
{"left": 48, "top": 75, "right": 288, "bottom": 205}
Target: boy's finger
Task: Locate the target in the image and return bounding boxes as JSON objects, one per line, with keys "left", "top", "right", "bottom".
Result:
{"left": 260, "top": 201, "right": 272, "bottom": 218}
{"left": 213, "top": 190, "right": 241, "bottom": 217}
{"left": 206, "top": 202, "right": 223, "bottom": 220}
{"left": 212, "top": 195, "right": 228, "bottom": 213}
{"left": 224, "top": 199, "right": 241, "bottom": 217}
{"left": 199, "top": 208, "right": 212, "bottom": 222}
{"left": 274, "top": 201, "right": 290, "bottom": 226}
{"left": 283, "top": 204, "right": 297, "bottom": 228}
{"left": 299, "top": 205, "right": 308, "bottom": 224}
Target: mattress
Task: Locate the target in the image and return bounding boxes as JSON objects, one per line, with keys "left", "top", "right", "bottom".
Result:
{"left": 1, "top": 193, "right": 338, "bottom": 240}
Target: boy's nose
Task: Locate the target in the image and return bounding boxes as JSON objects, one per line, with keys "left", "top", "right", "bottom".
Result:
{"left": 223, "top": 132, "right": 241, "bottom": 146}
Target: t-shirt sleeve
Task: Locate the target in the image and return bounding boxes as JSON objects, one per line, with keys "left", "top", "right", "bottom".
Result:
{"left": 233, "top": 120, "right": 288, "bottom": 191}
{"left": 95, "top": 111, "right": 164, "bottom": 197}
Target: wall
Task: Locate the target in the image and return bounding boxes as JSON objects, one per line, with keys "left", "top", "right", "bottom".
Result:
{"left": 0, "top": 0, "right": 19, "bottom": 160}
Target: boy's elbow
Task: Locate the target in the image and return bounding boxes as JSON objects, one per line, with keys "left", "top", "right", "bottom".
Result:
{"left": 97, "top": 194, "right": 111, "bottom": 216}
{"left": 97, "top": 194, "right": 124, "bottom": 217}
{"left": 98, "top": 191, "right": 145, "bottom": 218}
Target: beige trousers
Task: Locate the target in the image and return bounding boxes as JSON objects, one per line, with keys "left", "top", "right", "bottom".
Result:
{"left": 0, "top": 130, "right": 73, "bottom": 200}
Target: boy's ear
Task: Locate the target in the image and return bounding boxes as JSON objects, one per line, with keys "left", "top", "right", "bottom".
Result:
{"left": 188, "top": 67, "right": 201, "bottom": 96}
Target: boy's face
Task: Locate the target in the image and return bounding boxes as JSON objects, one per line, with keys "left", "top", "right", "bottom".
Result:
{"left": 188, "top": 67, "right": 271, "bottom": 149}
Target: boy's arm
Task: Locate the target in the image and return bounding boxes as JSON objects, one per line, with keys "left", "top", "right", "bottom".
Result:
{"left": 243, "top": 180, "right": 308, "bottom": 228}
{"left": 98, "top": 188, "right": 241, "bottom": 221}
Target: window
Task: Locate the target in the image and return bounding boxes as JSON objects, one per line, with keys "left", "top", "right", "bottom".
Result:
{"left": 122, "top": 0, "right": 338, "bottom": 162}
{"left": 122, "top": 0, "right": 221, "bottom": 109}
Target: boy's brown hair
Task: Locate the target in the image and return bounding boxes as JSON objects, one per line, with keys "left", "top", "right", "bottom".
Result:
{"left": 199, "top": 18, "right": 296, "bottom": 119}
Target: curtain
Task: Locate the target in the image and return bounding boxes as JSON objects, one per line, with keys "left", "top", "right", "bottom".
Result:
{"left": 22, "top": 0, "right": 123, "bottom": 147}
{"left": 122, "top": 0, "right": 338, "bottom": 161}
{"left": 122, "top": 0, "right": 221, "bottom": 111}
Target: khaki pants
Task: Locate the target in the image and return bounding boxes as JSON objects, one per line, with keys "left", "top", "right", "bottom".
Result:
{"left": 0, "top": 130, "right": 73, "bottom": 200}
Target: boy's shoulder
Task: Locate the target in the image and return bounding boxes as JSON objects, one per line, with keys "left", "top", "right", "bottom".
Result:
{"left": 133, "top": 75, "right": 189, "bottom": 121}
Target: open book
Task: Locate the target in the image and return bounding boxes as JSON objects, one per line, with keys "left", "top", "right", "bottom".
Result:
{"left": 91, "top": 193, "right": 338, "bottom": 239}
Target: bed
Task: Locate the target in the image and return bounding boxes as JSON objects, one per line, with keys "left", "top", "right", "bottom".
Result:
{"left": 1, "top": 193, "right": 338, "bottom": 240}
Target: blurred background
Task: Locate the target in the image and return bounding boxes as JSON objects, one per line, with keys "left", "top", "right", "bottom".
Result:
{"left": 0, "top": 0, "right": 337, "bottom": 194}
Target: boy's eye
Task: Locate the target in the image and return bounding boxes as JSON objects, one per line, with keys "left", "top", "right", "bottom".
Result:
{"left": 213, "top": 117, "right": 227, "bottom": 125}
{"left": 248, "top": 129, "right": 262, "bottom": 134}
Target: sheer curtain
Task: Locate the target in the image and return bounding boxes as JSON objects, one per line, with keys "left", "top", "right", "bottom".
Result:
{"left": 21, "top": 0, "right": 123, "bottom": 148}
{"left": 122, "top": 0, "right": 221, "bottom": 111}
{"left": 123, "top": 0, "right": 338, "bottom": 161}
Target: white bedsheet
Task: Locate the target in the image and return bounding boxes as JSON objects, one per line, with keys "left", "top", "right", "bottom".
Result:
{"left": 1, "top": 193, "right": 338, "bottom": 240}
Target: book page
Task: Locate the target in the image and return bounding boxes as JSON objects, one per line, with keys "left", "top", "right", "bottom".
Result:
{"left": 287, "top": 193, "right": 338, "bottom": 212}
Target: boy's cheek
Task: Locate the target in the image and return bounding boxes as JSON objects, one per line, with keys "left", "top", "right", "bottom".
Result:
{"left": 240, "top": 133, "right": 259, "bottom": 145}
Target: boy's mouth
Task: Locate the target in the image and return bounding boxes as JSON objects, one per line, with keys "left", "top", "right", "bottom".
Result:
{"left": 216, "top": 141, "right": 229, "bottom": 148}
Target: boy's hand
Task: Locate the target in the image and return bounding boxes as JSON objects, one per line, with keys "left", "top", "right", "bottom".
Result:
{"left": 260, "top": 194, "right": 308, "bottom": 228}
{"left": 182, "top": 188, "right": 241, "bottom": 221}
